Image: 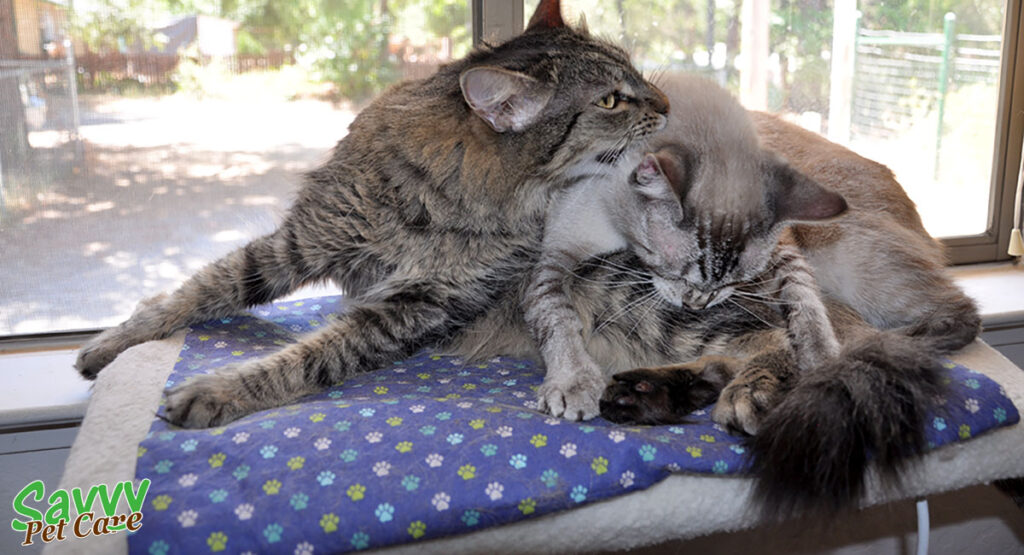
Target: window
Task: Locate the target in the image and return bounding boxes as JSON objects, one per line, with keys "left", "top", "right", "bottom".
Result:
{"left": 524, "top": 0, "right": 1021, "bottom": 262}
{"left": 1, "top": 0, "right": 1020, "bottom": 339}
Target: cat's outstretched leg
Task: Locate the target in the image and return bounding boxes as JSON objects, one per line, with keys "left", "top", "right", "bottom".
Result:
{"left": 164, "top": 278, "right": 491, "bottom": 427}
{"left": 75, "top": 230, "right": 310, "bottom": 379}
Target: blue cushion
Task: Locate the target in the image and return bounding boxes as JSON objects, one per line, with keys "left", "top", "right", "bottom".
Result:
{"left": 131, "top": 296, "right": 1019, "bottom": 554}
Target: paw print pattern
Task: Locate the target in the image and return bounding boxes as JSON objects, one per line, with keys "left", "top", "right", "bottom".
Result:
{"left": 620, "top": 471, "right": 635, "bottom": 488}
{"left": 314, "top": 437, "right": 331, "bottom": 451}
{"left": 317, "top": 470, "right": 335, "bottom": 486}
{"left": 485, "top": 481, "right": 504, "bottom": 501}
{"left": 295, "top": 541, "right": 314, "bottom": 555}
{"left": 263, "top": 523, "right": 284, "bottom": 543}
{"left": 262, "top": 480, "right": 282, "bottom": 495}
{"left": 480, "top": 444, "right": 498, "bottom": 456}
{"left": 570, "top": 485, "right": 588, "bottom": 503}
{"left": 283, "top": 427, "right": 301, "bottom": 438}
{"left": 529, "top": 434, "right": 547, "bottom": 447}
{"left": 608, "top": 430, "right": 625, "bottom": 443}
{"left": 287, "top": 456, "right": 305, "bottom": 470}
{"left": 446, "top": 433, "right": 464, "bottom": 445}
{"left": 560, "top": 443, "right": 577, "bottom": 458}
{"left": 365, "top": 431, "right": 383, "bottom": 443}
{"left": 178, "top": 473, "right": 198, "bottom": 487}
{"left": 206, "top": 532, "right": 228, "bottom": 552}
{"left": 232, "top": 432, "right": 250, "bottom": 444}
{"left": 518, "top": 498, "right": 536, "bottom": 515}
{"left": 372, "top": 461, "right": 391, "bottom": 477}
{"left": 496, "top": 426, "right": 513, "bottom": 438}
{"left": 508, "top": 453, "right": 527, "bottom": 470}
{"left": 457, "top": 464, "right": 476, "bottom": 480}
{"left": 425, "top": 453, "right": 443, "bottom": 467}
{"left": 461, "top": 510, "right": 480, "bottom": 526}
{"left": 260, "top": 445, "right": 278, "bottom": 459}
{"left": 965, "top": 398, "right": 980, "bottom": 413}
{"left": 591, "top": 457, "right": 608, "bottom": 475}
{"left": 320, "top": 513, "right": 339, "bottom": 533}
{"left": 290, "top": 492, "right": 309, "bottom": 510}
{"left": 177, "top": 510, "right": 197, "bottom": 527}
{"left": 431, "top": 492, "right": 451, "bottom": 511}
{"left": 346, "top": 484, "right": 366, "bottom": 501}
{"left": 638, "top": 444, "right": 657, "bottom": 462}
{"left": 408, "top": 520, "right": 427, "bottom": 539}
{"left": 540, "top": 469, "right": 559, "bottom": 488}
{"left": 401, "top": 475, "right": 421, "bottom": 491}
{"left": 234, "top": 504, "right": 254, "bottom": 520}
{"left": 374, "top": 503, "right": 395, "bottom": 523}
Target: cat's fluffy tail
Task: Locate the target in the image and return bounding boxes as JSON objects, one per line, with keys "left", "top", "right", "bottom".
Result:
{"left": 747, "top": 331, "right": 950, "bottom": 517}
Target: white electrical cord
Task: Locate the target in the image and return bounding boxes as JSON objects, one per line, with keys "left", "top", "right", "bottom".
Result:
{"left": 1009, "top": 139, "right": 1024, "bottom": 256}
{"left": 916, "top": 499, "right": 931, "bottom": 555}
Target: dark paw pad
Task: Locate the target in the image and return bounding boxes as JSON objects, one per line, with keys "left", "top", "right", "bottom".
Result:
{"left": 600, "top": 368, "right": 716, "bottom": 425}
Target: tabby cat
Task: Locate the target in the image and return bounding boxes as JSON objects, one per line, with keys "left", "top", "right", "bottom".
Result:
{"left": 74, "top": 0, "right": 670, "bottom": 428}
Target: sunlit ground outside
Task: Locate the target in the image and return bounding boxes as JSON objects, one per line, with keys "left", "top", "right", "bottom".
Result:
{"left": 0, "top": 67, "right": 356, "bottom": 335}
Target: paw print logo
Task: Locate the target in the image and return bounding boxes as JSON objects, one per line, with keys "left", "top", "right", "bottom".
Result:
{"left": 480, "top": 444, "right": 498, "bottom": 457}
{"left": 540, "top": 469, "right": 559, "bottom": 488}
{"left": 208, "top": 453, "right": 226, "bottom": 468}
{"left": 178, "top": 473, "right": 198, "bottom": 487}
{"left": 417, "top": 373, "right": 431, "bottom": 380}
{"left": 620, "top": 470, "right": 635, "bottom": 488}
{"left": 713, "top": 460, "right": 729, "bottom": 474}
{"left": 508, "top": 453, "right": 527, "bottom": 470}
{"left": 375, "top": 503, "right": 395, "bottom": 523}
{"left": 462, "top": 383, "right": 477, "bottom": 391}
{"left": 180, "top": 439, "right": 198, "bottom": 452}
{"left": 259, "top": 419, "right": 277, "bottom": 429}
{"left": 457, "top": 464, "right": 477, "bottom": 480}
{"left": 317, "top": 470, "right": 336, "bottom": 486}
{"left": 386, "top": 416, "right": 403, "bottom": 427}
{"left": 401, "top": 475, "right": 421, "bottom": 491}
{"left": 149, "top": 540, "right": 170, "bottom": 555}
{"left": 435, "top": 411, "right": 452, "bottom": 421}
{"left": 262, "top": 523, "right": 283, "bottom": 543}
{"left": 232, "top": 464, "right": 249, "bottom": 483}
{"left": 395, "top": 441, "right": 413, "bottom": 453}
{"left": 426, "top": 453, "right": 444, "bottom": 467}
{"left": 346, "top": 484, "right": 366, "bottom": 501}
{"left": 334, "top": 420, "right": 352, "bottom": 432}
{"left": 409, "top": 404, "right": 426, "bottom": 413}
{"left": 431, "top": 492, "right": 451, "bottom": 511}
{"left": 419, "top": 425, "right": 437, "bottom": 436}
{"left": 350, "top": 532, "right": 370, "bottom": 550}
{"left": 260, "top": 445, "right": 278, "bottom": 459}
{"left": 729, "top": 444, "right": 746, "bottom": 455}
{"left": 995, "top": 407, "right": 1008, "bottom": 423}
{"left": 209, "top": 489, "right": 228, "bottom": 503}
{"left": 151, "top": 495, "right": 172, "bottom": 511}
{"left": 965, "top": 378, "right": 981, "bottom": 390}
{"left": 570, "top": 485, "right": 588, "bottom": 503}
{"left": 699, "top": 434, "right": 716, "bottom": 443}
{"left": 234, "top": 503, "right": 254, "bottom": 520}
{"left": 340, "top": 449, "right": 358, "bottom": 462}
{"left": 577, "top": 424, "right": 595, "bottom": 433}
{"left": 314, "top": 437, "right": 332, "bottom": 451}
{"left": 309, "top": 412, "right": 326, "bottom": 423}
{"left": 159, "top": 431, "right": 176, "bottom": 442}
{"left": 544, "top": 417, "right": 561, "bottom": 426}
{"left": 206, "top": 532, "right": 228, "bottom": 552}
{"left": 320, "top": 513, "right": 339, "bottom": 533}
{"left": 262, "top": 480, "right": 282, "bottom": 495}
{"left": 496, "top": 426, "right": 513, "bottom": 438}
{"left": 287, "top": 456, "right": 305, "bottom": 470}
{"left": 372, "top": 461, "right": 392, "bottom": 477}
{"left": 518, "top": 498, "right": 536, "bottom": 515}
{"left": 232, "top": 432, "right": 250, "bottom": 444}
{"left": 283, "top": 427, "right": 301, "bottom": 438}
{"left": 408, "top": 520, "right": 427, "bottom": 539}
{"left": 591, "top": 456, "right": 608, "bottom": 475}
{"left": 933, "top": 417, "right": 947, "bottom": 431}
{"left": 523, "top": 400, "right": 540, "bottom": 410}
{"left": 686, "top": 446, "right": 703, "bottom": 458}
{"left": 666, "top": 462, "right": 681, "bottom": 471}
{"left": 214, "top": 341, "right": 227, "bottom": 348}
{"left": 560, "top": 443, "right": 577, "bottom": 458}
{"left": 231, "top": 350, "right": 244, "bottom": 356}
{"left": 638, "top": 444, "right": 657, "bottom": 462}
{"left": 959, "top": 424, "right": 972, "bottom": 439}
{"left": 177, "top": 509, "right": 197, "bottom": 527}
{"left": 606, "top": 430, "right": 626, "bottom": 443}
{"left": 669, "top": 426, "right": 686, "bottom": 435}
{"left": 290, "top": 492, "right": 309, "bottom": 510}
{"left": 359, "top": 408, "right": 376, "bottom": 417}
{"left": 462, "top": 509, "right": 481, "bottom": 527}
{"left": 485, "top": 481, "right": 504, "bottom": 501}
{"left": 154, "top": 460, "right": 174, "bottom": 474}
{"left": 198, "top": 335, "right": 211, "bottom": 342}
{"left": 446, "top": 433, "right": 464, "bottom": 445}
{"left": 965, "top": 398, "right": 980, "bottom": 413}
{"left": 457, "top": 401, "right": 474, "bottom": 409}
{"left": 374, "top": 386, "right": 389, "bottom": 395}
{"left": 137, "top": 446, "right": 147, "bottom": 458}
{"left": 295, "top": 541, "right": 314, "bottom": 555}
{"left": 365, "top": 431, "right": 383, "bottom": 443}
{"left": 530, "top": 434, "right": 547, "bottom": 448}
{"left": 469, "top": 418, "right": 486, "bottom": 430}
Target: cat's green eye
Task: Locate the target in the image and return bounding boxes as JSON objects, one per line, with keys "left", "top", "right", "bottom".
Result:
{"left": 596, "top": 93, "right": 619, "bottom": 109}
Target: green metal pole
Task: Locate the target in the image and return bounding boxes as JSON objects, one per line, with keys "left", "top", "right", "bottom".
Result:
{"left": 935, "top": 12, "right": 956, "bottom": 180}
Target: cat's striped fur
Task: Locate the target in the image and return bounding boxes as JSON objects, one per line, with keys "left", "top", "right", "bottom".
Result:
{"left": 74, "top": 0, "right": 670, "bottom": 428}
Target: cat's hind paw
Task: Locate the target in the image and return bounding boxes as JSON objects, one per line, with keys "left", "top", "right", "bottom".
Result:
{"left": 600, "top": 363, "right": 726, "bottom": 425}
{"left": 537, "top": 372, "right": 605, "bottom": 421}
{"left": 710, "top": 371, "right": 783, "bottom": 436}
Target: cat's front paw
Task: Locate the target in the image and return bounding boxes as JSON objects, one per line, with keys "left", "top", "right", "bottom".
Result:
{"left": 537, "top": 370, "right": 605, "bottom": 421}
{"left": 711, "top": 371, "right": 782, "bottom": 436}
{"left": 76, "top": 328, "right": 132, "bottom": 379}
{"left": 165, "top": 371, "right": 252, "bottom": 428}
{"left": 600, "top": 364, "right": 724, "bottom": 425}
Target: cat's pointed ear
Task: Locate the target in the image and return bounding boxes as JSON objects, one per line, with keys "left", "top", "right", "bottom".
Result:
{"left": 632, "top": 153, "right": 675, "bottom": 201}
{"left": 526, "top": 0, "right": 565, "bottom": 32}
{"left": 767, "top": 159, "right": 848, "bottom": 223}
{"left": 576, "top": 13, "right": 590, "bottom": 35}
{"left": 460, "top": 66, "right": 553, "bottom": 133}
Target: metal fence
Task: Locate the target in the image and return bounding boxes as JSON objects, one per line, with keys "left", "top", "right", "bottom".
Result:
{"left": 850, "top": 13, "right": 1001, "bottom": 175}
